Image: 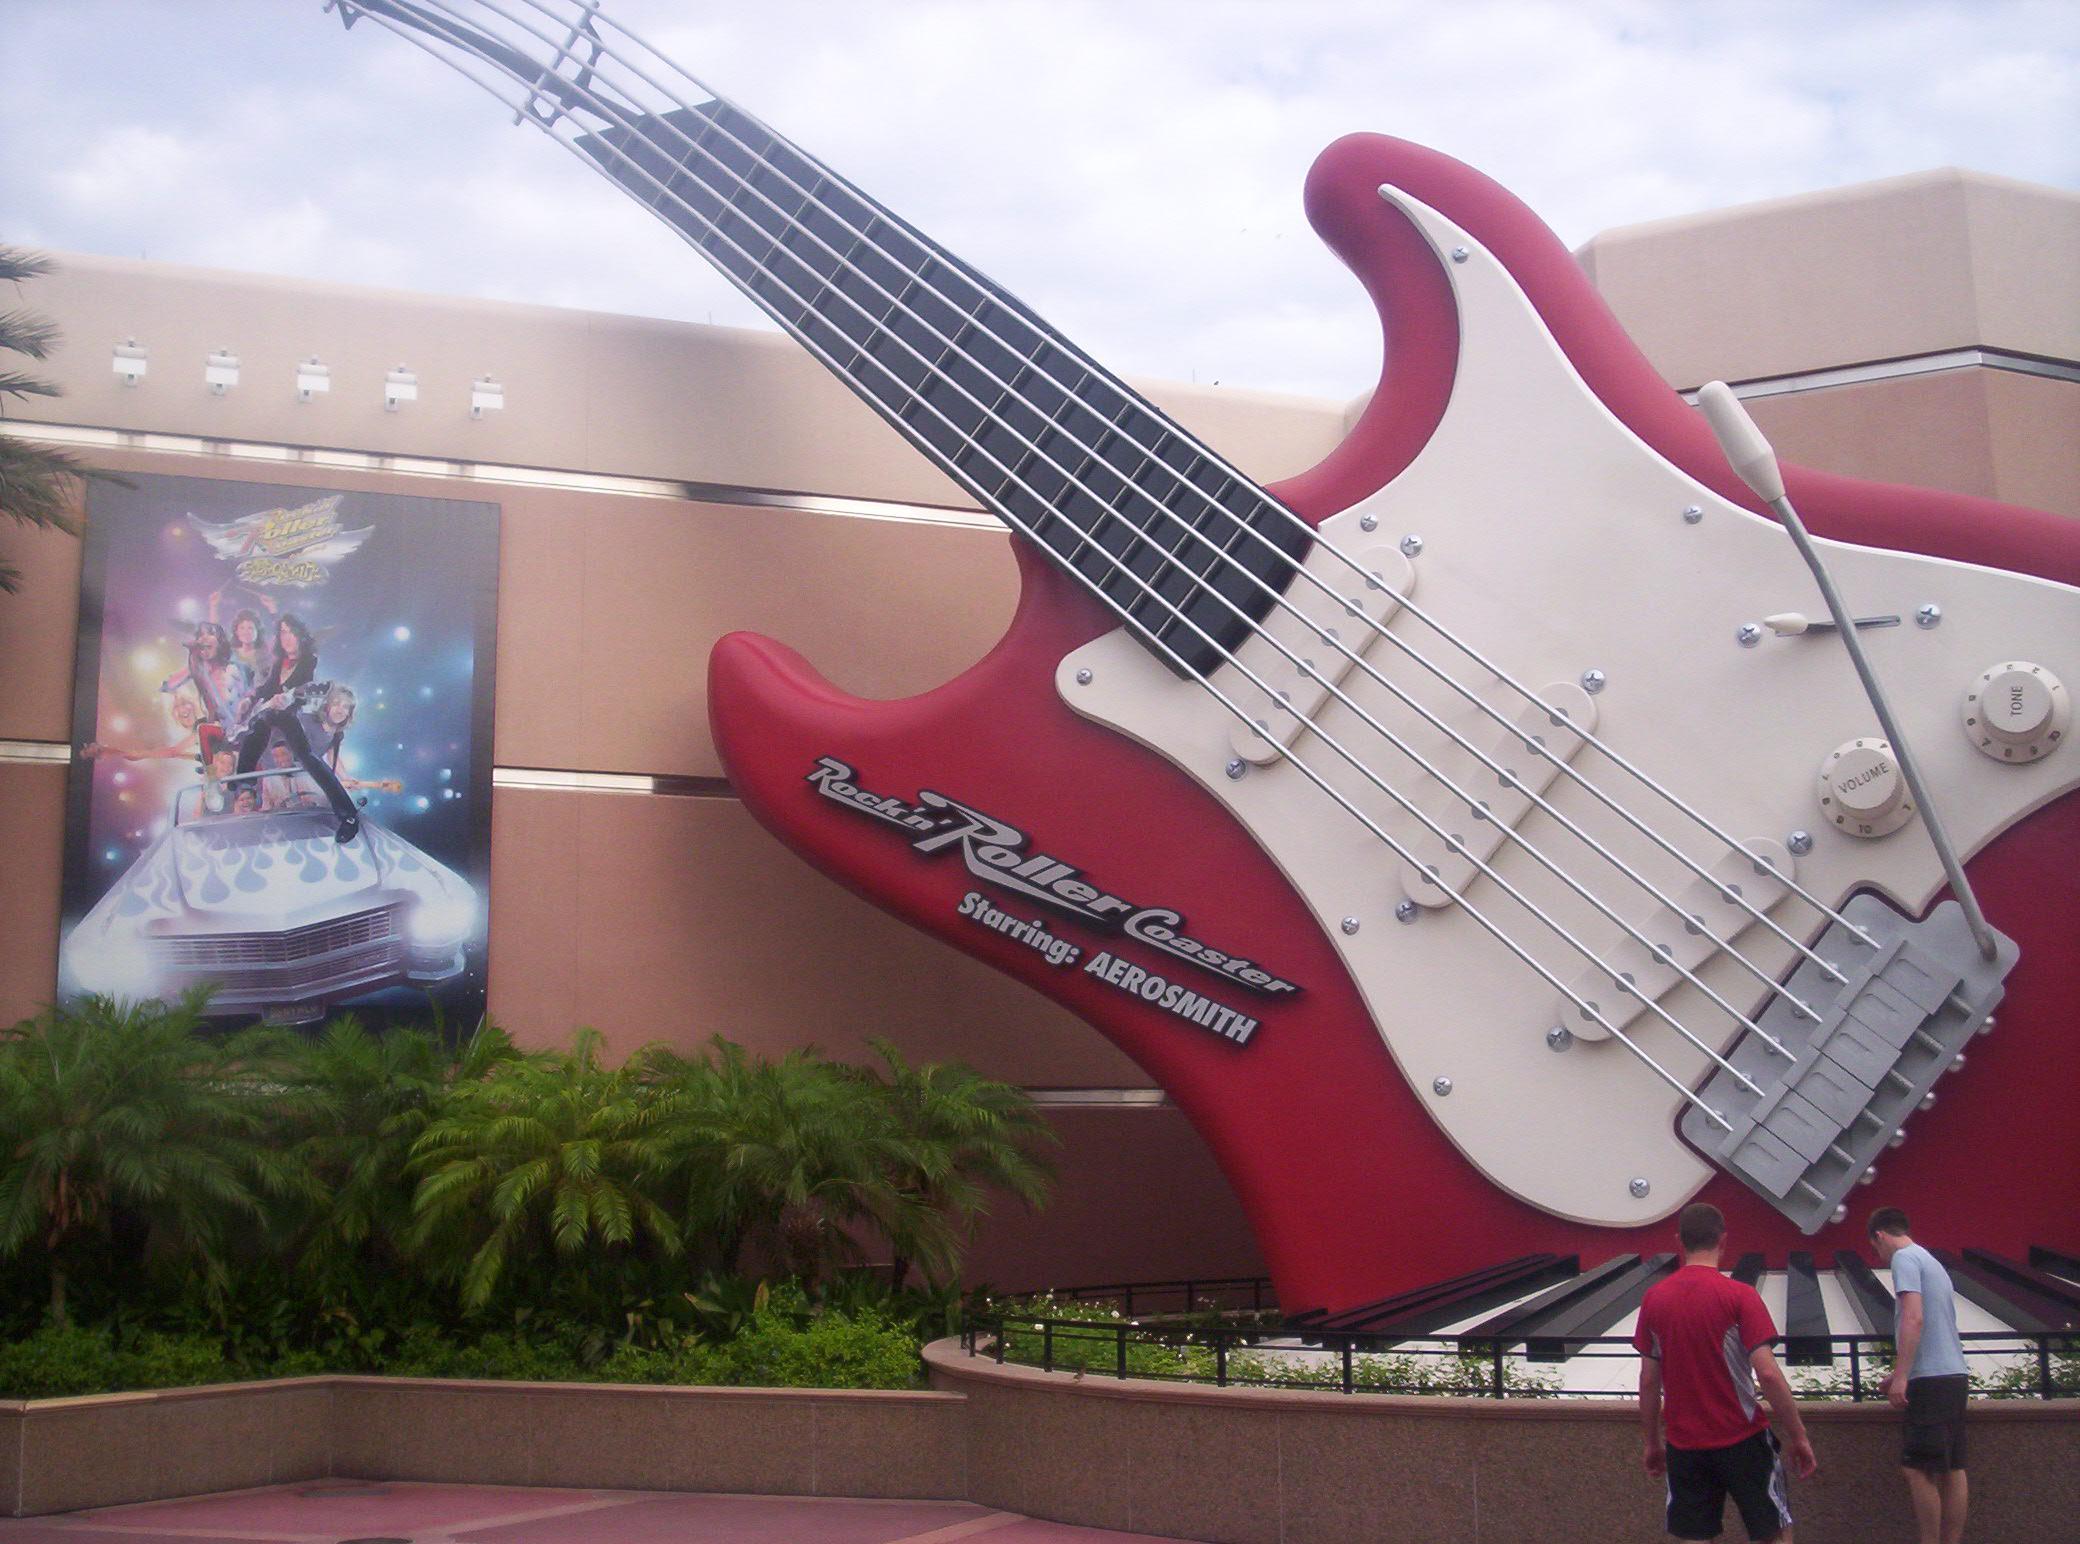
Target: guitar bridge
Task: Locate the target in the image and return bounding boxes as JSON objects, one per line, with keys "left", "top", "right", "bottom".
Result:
{"left": 1682, "top": 896, "right": 2016, "bottom": 1233}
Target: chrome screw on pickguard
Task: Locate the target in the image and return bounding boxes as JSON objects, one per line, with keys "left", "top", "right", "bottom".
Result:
{"left": 1889, "top": 1126, "right": 1908, "bottom": 1149}
{"left": 1340, "top": 916, "right": 1361, "bottom": 936}
{"left": 1919, "top": 1091, "right": 1938, "bottom": 1111}
{"left": 1359, "top": 512, "right": 1379, "bottom": 533}
{"left": 1917, "top": 604, "right": 1942, "bottom": 629}
{"left": 1831, "top": 1205, "right": 1849, "bottom": 1226}
{"left": 1450, "top": 246, "right": 1470, "bottom": 263}
{"left": 1977, "top": 1015, "right": 1997, "bottom": 1037}
{"left": 1580, "top": 669, "right": 1607, "bottom": 695}
{"left": 1737, "top": 622, "right": 1763, "bottom": 647}
{"left": 1224, "top": 758, "right": 1246, "bottom": 781}
{"left": 1546, "top": 1026, "right": 1573, "bottom": 1052}
{"left": 1074, "top": 668, "right": 1093, "bottom": 685}
{"left": 1948, "top": 1053, "right": 1967, "bottom": 1073}
{"left": 1394, "top": 899, "right": 1420, "bottom": 924}
{"left": 1857, "top": 1168, "right": 1879, "bottom": 1187}
{"left": 1682, "top": 504, "right": 1704, "bottom": 525}
{"left": 1400, "top": 534, "right": 1424, "bottom": 558}
{"left": 1432, "top": 1076, "right": 1453, "bottom": 1097}
{"left": 1787, "top": 830, "right": 1814, "bottom": 856}
{"left": 1629, "top": 1177, "right": 1652, "bottom": 1199}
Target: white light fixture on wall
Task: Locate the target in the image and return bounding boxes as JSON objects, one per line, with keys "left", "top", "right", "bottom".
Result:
{"left": 112, "top": 339, "right": 148, "bottom": 387}
{"left": 296, "top": 357, "right": 331, "bottom": 403}
{"left": 384, "top": 365, "right": 418, "bottom": 412}
{"left": 469, "top": 375, "right": 504, "bottom": 420}
{"left": 205, "top": 349, "right": 240, "bottom": 395}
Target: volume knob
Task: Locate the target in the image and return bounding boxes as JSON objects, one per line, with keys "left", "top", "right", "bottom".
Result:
{"left": 1963, "top": 662, "right": 2068, "bottom": 763}
{"left": 1818, "top": 738, "right": 1914, "bottom": 838}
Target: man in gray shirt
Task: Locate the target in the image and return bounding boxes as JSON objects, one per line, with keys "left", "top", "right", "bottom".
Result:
{"left": 1869, "top": 1207, "right": 1968, "bottom": 1544}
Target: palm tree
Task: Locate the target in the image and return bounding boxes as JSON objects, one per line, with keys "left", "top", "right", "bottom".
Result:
{"left": 0, "top": 246, "right": 87, "bottom": 594}
{"left": 279, "top": 1013, "right": 519, "bottom": 1289}
{"left": 646, "top": 1038, "right": 923, "bottom": 1287}
{"left": 408, "top": 1028, "right": 681, "bottom": 1312}
{"left": 857, "top": 1039, "right": 1056, "bottom": 1289}
{"left": 0, "top": 993, "right": 310, "bottom": 1323}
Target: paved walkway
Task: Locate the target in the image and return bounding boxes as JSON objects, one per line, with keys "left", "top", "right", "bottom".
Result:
{"left": 0, "top": 1481, "right": 1192, "bottom": 1543}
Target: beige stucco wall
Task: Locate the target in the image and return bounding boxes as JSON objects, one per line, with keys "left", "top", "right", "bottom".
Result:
{"left": 1575, "top": 167, "right": 2080, "bottom": 389}
{"left": 1578, "top": 167, "right": 2080, "bottom": 519}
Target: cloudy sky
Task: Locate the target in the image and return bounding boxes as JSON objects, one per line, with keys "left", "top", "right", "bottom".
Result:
{"left": 4, "top": 0, "right": 2076, "bottom": 401}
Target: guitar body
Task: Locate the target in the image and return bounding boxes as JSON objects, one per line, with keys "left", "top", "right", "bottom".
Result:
{"left": 711, "top": 135, "right": 2080, "bottom": 1312}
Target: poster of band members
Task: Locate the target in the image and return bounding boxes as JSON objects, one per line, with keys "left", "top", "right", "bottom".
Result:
{"left": 59, "top": 472, "right": 499, "bottom": 1028}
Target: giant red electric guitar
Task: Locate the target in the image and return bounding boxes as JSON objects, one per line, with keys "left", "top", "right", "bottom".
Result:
{"left": 336, "top": 1, "right": 2079, "bottom": 1312}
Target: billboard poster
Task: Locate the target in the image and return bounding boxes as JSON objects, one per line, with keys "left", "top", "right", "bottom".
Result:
{"left": 59, "top": 472, "right": 499, "bottom": 1029}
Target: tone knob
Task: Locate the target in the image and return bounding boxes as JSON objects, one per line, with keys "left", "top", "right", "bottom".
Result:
{"left": 1962, "top": 661, "right": 2068, "bottom": 763}
{"left": 1817, "top": 738, "right": 1914, "bottom": 838}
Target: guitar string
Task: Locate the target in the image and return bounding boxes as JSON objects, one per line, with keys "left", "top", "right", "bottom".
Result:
{"left": 353, "top": 4, "right": 1781, "bottom": 1122}
{"left": 542, "top": 0, "right": 1878, "bottom": 962}
{"left": 472, "top": 0, "right": 1861, "bottom": 992}
{"left": 438, "top": 0, "right": 1837, "bottom": 1032}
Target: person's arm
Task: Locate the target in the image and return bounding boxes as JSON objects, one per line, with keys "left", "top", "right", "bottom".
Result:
{"left": 1639, "top": 1355, "right": 1666, "bottom": 1476}
{"left": 128, "top": 738, "right": 199, "bottom": 761}
{"left": 1749, "top": 1345, "right": 1817, "bottom": 1477}
{"left": 1889, "top": 1291, "right": 1924, "bottom": 1407}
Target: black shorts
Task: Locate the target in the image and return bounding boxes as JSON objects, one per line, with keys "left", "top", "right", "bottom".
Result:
{"left": 1666, "top": 1430, "right": 1793, "bottom": 1541}
{"left": 1903, "top": 1373, "right": 1969, "bottom": 1474}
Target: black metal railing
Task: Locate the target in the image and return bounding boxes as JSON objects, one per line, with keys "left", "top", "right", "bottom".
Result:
{"left": 1006, "top": 1276, "right": 1276, "bottom": 1319}
{"left": 962, "top": 1295, "right": 2079, "bottom": 1402}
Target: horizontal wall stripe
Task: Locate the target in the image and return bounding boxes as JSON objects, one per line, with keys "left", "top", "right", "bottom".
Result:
{"left": 1687, "top": 347, "right": 2080, "bottom": 401}
{"left": 0, "top": 741, "right": 71, "bottom": 765}
{"left": 0, "top": 420, "right": 1005, "bottom": 531}
{"left": 0, "top": 740, "right": 732, "bottom": 797}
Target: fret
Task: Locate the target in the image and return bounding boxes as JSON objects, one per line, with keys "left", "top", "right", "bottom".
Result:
{"left": 580, "top": 99, "right": 1305, "bottom": 676}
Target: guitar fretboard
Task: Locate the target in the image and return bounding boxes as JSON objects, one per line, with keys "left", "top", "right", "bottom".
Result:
{"left": 580, "top": 103, "right": 1310, "bottom": 677}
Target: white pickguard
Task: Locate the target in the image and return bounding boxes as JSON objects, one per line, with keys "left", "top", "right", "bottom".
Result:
{"left": 1056, "top": 188, "right": 2080, "bottom": 1228}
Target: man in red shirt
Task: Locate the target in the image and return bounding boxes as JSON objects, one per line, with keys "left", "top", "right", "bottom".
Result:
{"left": 1636, "top": 1203, "right": 1818, "bottom": 1541}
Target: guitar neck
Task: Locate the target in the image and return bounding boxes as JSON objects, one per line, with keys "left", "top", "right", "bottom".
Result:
{"left": 330, "top": 3, "right": 1304, "bottom": 677}
{"left": 586, "top": 99, "right": 1310, "bottom": 675}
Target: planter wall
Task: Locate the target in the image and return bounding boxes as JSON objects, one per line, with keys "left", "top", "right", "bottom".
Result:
{"left": 4, "top": 1352, "right": 2075, "bottom": 1544}
{"left": 0, "top": 1376, "right": 965, "bottom": 1518}
{"left": 924, "top": 1340, "right": 2080, "bottom": 1544}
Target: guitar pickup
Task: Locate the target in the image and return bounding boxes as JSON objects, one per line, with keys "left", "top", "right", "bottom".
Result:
{"left": 1557, "top": 841, "right": 1793, "bottom": 1039}
{"left": 1681, "top": 896, "right": 2017, "bottom": 1234}
{"left": 1397, "top": 684, "right": 1597, "bottom": 909}
{"left": 1227, "top": 548, "right": 1413, "bottom": 766}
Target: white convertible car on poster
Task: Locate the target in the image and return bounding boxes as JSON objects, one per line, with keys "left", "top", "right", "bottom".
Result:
{"left": 61, "top": 772, "right": 479, "bottom": 1022}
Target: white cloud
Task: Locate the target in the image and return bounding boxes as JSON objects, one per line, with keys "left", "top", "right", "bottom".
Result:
{"left": 2, "top": 0, "right": 2074, "bottom": 400}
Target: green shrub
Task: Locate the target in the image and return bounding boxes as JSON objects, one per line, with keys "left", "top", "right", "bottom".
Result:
{"left": 117, "top": 1331, "right": 238, "bottom": 1389}
{"left": 377, "top": 1325, "right": 590, "bottom": 1383}
{"left": 0, "top": 1324, "right": 118, "bottom": 1398}
{"left": 0, "top": 1324, "right": 234, "bottom": 1399}
{"left": 265, "top": 1348, "right": 337, "bottom": 1379}
{"left": 720, "top": 1302, "right": 923, "bottom": 1390}
{"left": 594, "top": 1336, "right": 729, "bottom": 1386}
